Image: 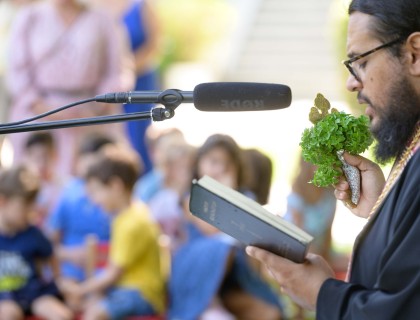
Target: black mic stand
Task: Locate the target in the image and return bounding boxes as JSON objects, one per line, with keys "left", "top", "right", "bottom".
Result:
{"left": 0, "top": 89, "right": 189, "bottom": 135}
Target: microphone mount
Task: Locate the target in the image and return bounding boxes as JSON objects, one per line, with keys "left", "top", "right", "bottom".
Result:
{"left": 152, "top": 89, "right": 193, "bottom": 121}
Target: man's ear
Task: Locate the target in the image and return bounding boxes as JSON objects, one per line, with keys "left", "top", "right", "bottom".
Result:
{"left": 406, "top": 32, "right": 420, "bottom": 76}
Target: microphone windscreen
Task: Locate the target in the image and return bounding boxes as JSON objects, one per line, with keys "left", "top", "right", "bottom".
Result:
{"left": 193, "top": 82, "right": 291, "bottom": 112}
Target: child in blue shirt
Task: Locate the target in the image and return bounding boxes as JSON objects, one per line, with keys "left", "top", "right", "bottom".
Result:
{"left": 46, "top": 133, "right": 114, "bottom": 282}
{"left": 0, "top": 165, "right": 73, "bottom": 320}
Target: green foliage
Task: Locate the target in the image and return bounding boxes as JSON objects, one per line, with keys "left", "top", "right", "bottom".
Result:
{"left": 156, "top": 0, "right": 234, "bottom": 75}
{"left": 300, "top": 95, "right": 373, "bottom": 187}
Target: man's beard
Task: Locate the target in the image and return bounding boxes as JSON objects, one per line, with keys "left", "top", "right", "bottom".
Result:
{"left": 370, "top": 77, "right": 420, "bottom": 164}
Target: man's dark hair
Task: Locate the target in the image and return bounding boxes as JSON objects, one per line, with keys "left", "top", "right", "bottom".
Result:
{"left": 0, "top": 165, "right": 40, "bottom": 203}
{"left": 85, "top": 145, "right": 140, "bottom": 191}
{"left": 25, "top": 131, "right": 55, "bottom": 151}
{"left": 349, "top": 0, "right": 420, "bottom": 56}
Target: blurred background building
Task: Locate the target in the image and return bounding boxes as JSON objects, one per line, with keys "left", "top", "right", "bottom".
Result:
{"left": 161, "top": 0, "right": 351, "bottom": 100}
{"left": 224, "top": 0, "right": 341, "bottom": 100}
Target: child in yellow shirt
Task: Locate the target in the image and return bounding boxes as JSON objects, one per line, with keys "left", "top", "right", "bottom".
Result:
{"left": 68, "top": 145, "right": 165, "bottom": 319}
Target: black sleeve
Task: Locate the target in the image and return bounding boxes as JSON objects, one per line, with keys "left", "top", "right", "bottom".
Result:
{"left": 316, "top": 154, "right": 420, "bottom": 320}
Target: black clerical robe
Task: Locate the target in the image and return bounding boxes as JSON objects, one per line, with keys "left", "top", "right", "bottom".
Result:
{"left": 316, "top": 151, "right": 420, "bottom": 319}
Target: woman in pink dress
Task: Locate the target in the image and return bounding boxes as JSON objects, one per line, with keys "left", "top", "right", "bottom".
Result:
{"left": 6, "top": 0, "right": 133, "bottom": 175}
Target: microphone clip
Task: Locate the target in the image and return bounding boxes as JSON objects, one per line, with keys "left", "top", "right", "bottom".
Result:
{"left": 152, "top": 89, "right": 184, "bottom": 121}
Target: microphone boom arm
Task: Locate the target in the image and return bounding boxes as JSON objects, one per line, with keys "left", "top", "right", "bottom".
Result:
{"left": 0, "top": 89, "right": 194, "bottom": 134}
{"left": 0, "top": 111, "right": 151, "bottom": 134}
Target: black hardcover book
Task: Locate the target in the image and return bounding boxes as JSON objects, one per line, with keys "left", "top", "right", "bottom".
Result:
{"left": 189, "top": 175, "right": 313, "bottom": 263}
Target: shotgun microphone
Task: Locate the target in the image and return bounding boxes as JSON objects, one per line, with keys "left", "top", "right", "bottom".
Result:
{"left": 95, "top": 82, "right": 292, "bottom": 111}
{"left": 193, "top": 82, "right": 291, "bottom": 111}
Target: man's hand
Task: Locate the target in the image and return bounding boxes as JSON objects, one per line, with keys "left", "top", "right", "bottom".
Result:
{"left": 246, "top": 247, "right": 335, "bottom": 310}
{"left": 334, "top": 152, "right": 385, "bottom": 218}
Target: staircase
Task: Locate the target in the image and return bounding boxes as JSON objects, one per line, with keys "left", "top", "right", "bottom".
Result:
{"left": 224, "top": 0, "right": 344, "bottom": 100}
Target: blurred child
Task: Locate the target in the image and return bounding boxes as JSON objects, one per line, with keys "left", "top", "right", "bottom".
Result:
{"left": 0, "top": 165, "right": 73, "bottom": 320}
{"left": 169, "top": 134, "right": 283, "bottom": 320}
{"left": 242, "top": 148, "right": 274, "bottom": 205}
{"left": 134, "top": 126, "right": 186, "bottom": 203}
{"left": 148, "top": 138, "right": 196, "bottom": 251}
{"left": 70, "top": 144, "right": 165, "bottom": 319}
{"left": 283, "top": 155, "right": 337, "bottom": 320}
{"left": 46, "top": 133, "right": 115, "bottom": 300}
{"left": 285, "top": 155, "right": 337, "bottom": 261}
{"left": 23, "top": 131, "right": 66, "bottom": 226}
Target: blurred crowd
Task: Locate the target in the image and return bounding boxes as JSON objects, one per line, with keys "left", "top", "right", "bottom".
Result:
{"left": 0, "top": 1, "right": 340, "bottom": 319}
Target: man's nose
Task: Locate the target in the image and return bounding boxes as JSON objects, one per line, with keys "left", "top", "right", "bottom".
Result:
{"left": 345, "top": 74, "right": 363, "bottom": 92}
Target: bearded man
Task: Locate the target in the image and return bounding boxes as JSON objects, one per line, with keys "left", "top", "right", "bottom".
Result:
{"left": 247, "top": 0, "right": 420, "bottom": 319}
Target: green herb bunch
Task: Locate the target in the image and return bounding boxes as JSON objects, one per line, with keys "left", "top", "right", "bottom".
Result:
{"left": 300, "top": 93, "right": 373, "bottom": 187}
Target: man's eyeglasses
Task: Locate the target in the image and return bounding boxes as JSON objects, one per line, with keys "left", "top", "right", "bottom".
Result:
{"left": 342, "top": 37, "right": 403, "bottom": 82}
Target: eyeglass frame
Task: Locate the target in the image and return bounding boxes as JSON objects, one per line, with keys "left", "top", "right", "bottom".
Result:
{"left": 342, "top": 37, "right": 404, "bottom": 82}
